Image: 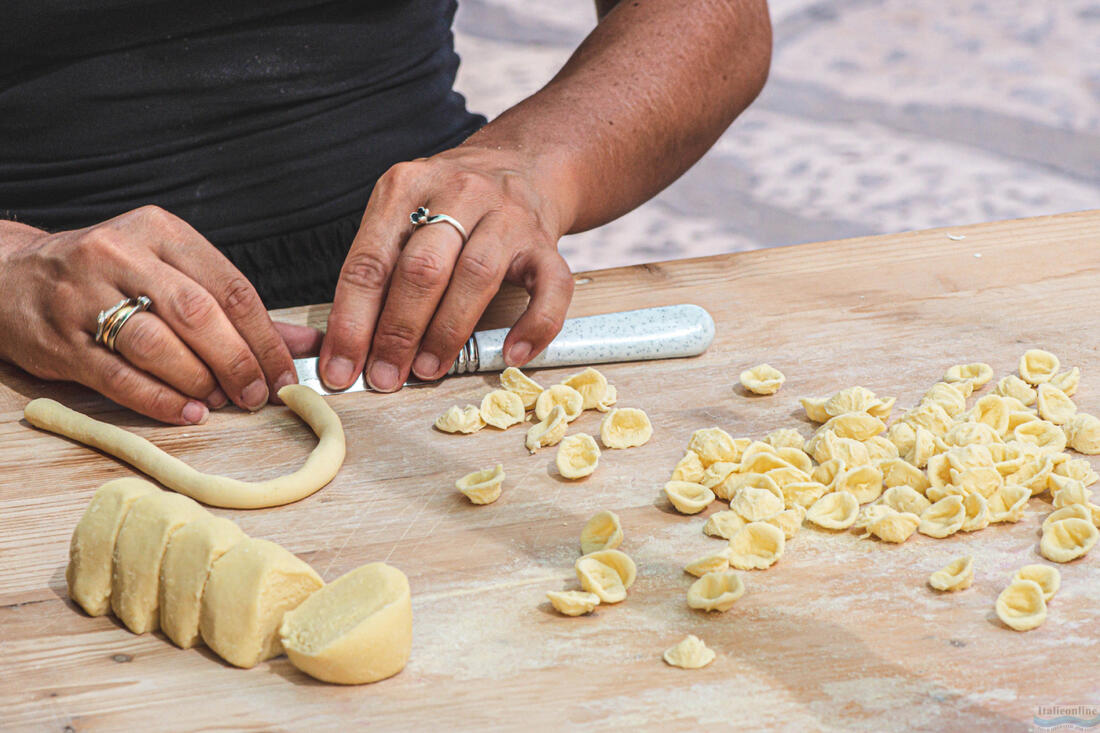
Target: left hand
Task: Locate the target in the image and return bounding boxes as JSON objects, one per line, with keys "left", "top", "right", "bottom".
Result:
{"left": 318, "top": 145, "right": 574, "bottom": 392}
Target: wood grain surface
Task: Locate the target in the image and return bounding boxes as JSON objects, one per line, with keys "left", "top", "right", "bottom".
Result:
{"left": 2, "top": 211, "right": 1098, "bottom": 731}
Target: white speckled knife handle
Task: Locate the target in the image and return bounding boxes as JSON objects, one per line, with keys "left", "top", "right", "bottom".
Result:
{"left": 453, "top": 304, "right": 714, "bottom": 374}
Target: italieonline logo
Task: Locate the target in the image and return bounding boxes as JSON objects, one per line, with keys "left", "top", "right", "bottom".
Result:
{"left": 1033, "top": 705, "right": 1100, "bottom": 730}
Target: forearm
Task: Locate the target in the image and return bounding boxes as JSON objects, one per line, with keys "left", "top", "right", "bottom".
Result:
{"left": 460, "top": 0, "right": 772, "bottom": 234}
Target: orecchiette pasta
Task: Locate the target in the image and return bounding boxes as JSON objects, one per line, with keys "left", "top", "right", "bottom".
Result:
{"left": 687, "top": 571, "right": 745, "bottom": 612}
{"left": 835, "top": 465, "right": 884, "bottom": 504}
{"left": 960, "top": 491, "right": 990, "bottom": 532}
{"left": 1053, "top": 457, "right": 1098, "bottom": 486}
{"left": 800, "top": 396, "right": 831, "bottom": 423}
{"left": 455, "top": 464, "right": 505, "bottom": 505}
{"left": 556, "top": 433, "right": 601, "bottom": 480}
{"left": 805, "top": 491, "right": 859, "bottom": 530}
{"left": 969, "top": 395, "right": 1011, "bottom": 436}
{"left": 903, "top": 402, "right": 953, "bottom": 436}
{"left": 729, "top": 486, "right": 784, "bottom": 522}
{"left": 943, "top": 362, "right": 994, "bottom": 387}
{"left": 1018, "top": 349, "right": 1060, "bottom": 386}
{"left": 535, "top": 384, "right": 584, "bottom": 423}
{"left": 863, "top": 435, "right": 899, "bottom": 462}
{"left": 740, "top": 363, "right": 785, "bottom": 395}
{"left": 479, "top": 389, "right": 526, "bottom": 430}
{"left": 687, "top": 427, "right": 742, "bottom": 467}
{"left": 1040, "top": 517, "right": 1098, "bottom": 563}
{"left": 500, "top": 366, "right": 543, "bottom": 408}
{"left": 763, "top": 506, "right": 805, "bottom": 539}
{"left": 1049, "top": 367, "right": 1080, "bottom": 396}
{"left": 1014, "top": 420, "right": 1067, "bottom": 453}
{"left": 1013, "top": 565, "right": 1060, "bottom": 601}
{"left": 859, "top": 507, "right": 918, "bottom": 543}
{"left": 995, "top": 579, "right": 1047, "bottom": 631}
{"left": 775, "top": 446, "right": 814, "bottom": 474}
{"left": 703, "top": 510, "right": 747, "bottom": 540}
{"left": 780, "top": 481, "right": 829, "bottom": 510}
{"left": 595, "top": 384, "right": 618, "bottom": 412}
{"left": 918, "top": 495, "right": 966, "bottom": 538}
{"left": 881, "top": 485, "right": 932, "bottom": 516}
{"left": 765, "top": 428, "right": 805, "bottom": 451}
{"left": 684, "top": 548, "right": 731, "bottom": 577}
{"left": 727, "top": 522, "right": 785, "bottom": 570}
{"left": 987, "top": 485, "right": 1030, "bottom": 523}
{"left": 1064, "top": 413, "right": 1100, "bottom": 454}
{"left": 561, "top": 368, "right": 609, "bottom": 411}
{"left": 574, "top": 549, "right": 637, "bottom": 603}
{"left": 949, "top": 466, "right": 1003, "bottom": 498}
{"left": 740, "top": 451, "right": 791, "bottom": 474}
{"left": 546, "top": 590, "right": 600, "bottom": 616}
{"left": 923, "top": 382, "right": 969, "bottom": 417}
{"left": 664, "top": 481, "right": 716, "bottom": 515}
{"left": 1042, "top": 504, "right": 1094, "bottom": 532}
{"left": 671, "top": 450, "right": 707, "bottom": 483}
{"left": 824, "top": 386, "right": 879, "bottom": 417}
{"left": 663, "top": 635, "right": 716, "bottom": 669}
{"left": 811, "top": 459, "right": 844, "bottom": 489}
{"left": 434, "top": 405, "right": 485, "bottom": 434}
{"left": 1051, "top": 477, "right": 1092, "bottom": 509}
{"left": 599, "top": 408, "right": 653, "bottom": 449}
{"left": 879, "top": 459, "right": 931, "bottom": 491}
{"left": 580, "top": 510, "right": 623, "bottom": 554}
{"left": 994, "top": 375, "right": 1037, "bottom": 406}
{"left": 1036, "top": 384, "right": 1076, "bottom": 425}
{"left": 525, "top": 405, "right": 568, "bottom": 453}
{"left": 928, "top": 555, "right": 974, "bottom": 591}
{"left": 821, "top": 412, "right": 886, "bottom": 441}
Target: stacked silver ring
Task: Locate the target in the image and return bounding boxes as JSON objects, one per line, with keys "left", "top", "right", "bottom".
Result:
{"left": 410, "top": 206, "right": 469, "bottom": 244}
{"left": 94, "top": 295, "right": 152, "bottom": 352}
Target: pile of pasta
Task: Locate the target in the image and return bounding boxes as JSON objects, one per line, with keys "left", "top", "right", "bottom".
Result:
{"left": 664, "top": 348, "right": 1098, "bottom": 632}
{"left": 437, "top": 367, "right": 654, "bottom": 503}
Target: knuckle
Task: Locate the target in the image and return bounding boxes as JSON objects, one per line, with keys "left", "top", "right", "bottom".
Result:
{"left": 223, "top": 348, "right": 258, "bottom": 382}
{"left": 529, "top": 309, "right": 565, "bottom": 340}
{"left": 398, "top": 251, "right": 448, "bottom": 291}
{"left": 169, "top": 286, "right": 219, "bottom": 331}
{"left": 99, "top": 358, "right": 139, "bottom": 395}
{"left": 220, "top": 276, "right": 261, "bottom": 317}
{"left": 120, "top": 316, "right": 166, "bottom": 363}
{"left": 381, "top": 161, "right": 421, "bottom": 191}
{"left": 429, "top": 319, "right": 467, "bottom": 350}
{"left": 134, "top": 204, "right": 175, "bottom": 229}
{"left": 375, "top": 320, "right": 422, "bottom": 354}
{"left": 341, "top": 252, "right": 391, "bottom": 292}
{"left": 455, "top": 250, "right": 500, "bottom": 286}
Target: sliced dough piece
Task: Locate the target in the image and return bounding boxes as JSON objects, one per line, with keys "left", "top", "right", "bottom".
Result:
{"left": 111, "top": 492, "right": 209, "bottom": 634}
{"left": 994, "top": 375, "right": 1037, "bottom": 405}
{"left": 534, "top": 384, "right": 584, "bottom": 422}
{"left": 556, "top": 434, "right": 601, "bottom": 480}
{"left": 455, "top": 465, "right": 505, "bottom": 505}
{"left": 727, "top": 522, "right": 785, "bottom": 570}
{"left": 1042, "top": 504, "right": 1093, "bottom": 532}
{"left": 435, "top": 404, "right": 485, "bottom": 434}
{"left": 687, "top": 427, "right": 742, "bottom": 467}
{"left": 66, "top": 478, "right": 159, "bottom": 617}
{"left": 595, "top": 384, "right": 619, "bottom": 412}
{"left": 580, "top": 510, "right": 623, "bottom": 554}
{"left": 200, "top": 538, "right": 324, "bottom": 669}
{"left": 28, "top": 385, "right": 345, "bottom": 509}
{"left": 943, "top": 362, "right": 993, "bottom": 387}
{"left": 574, "top": 549, "right": 636, "bottom": 603}
{"left": 159, "top": 515, "right": 247, "bottom": 649}
{"left": 664, "top": 481, "right": 715, "bottom": 515}
{"left": 546, "top": 590, "right": 600, "bottom": 616}
{"left": 1049, "top": 367, "right": 1080, "bottom": 396}
{"left": 561, "top": 368, "right": 609, "bottom": 410}
{"left": 866, "top": 509, "right": 920, "bottom": 543}
{"left": 988, "top": 485, "right": 1030, "bottom": 523}
{"left": 671, "top": 450, "right": 706, "bottom": 483}
{"left": 918, "top": 495, "right": 966, "bottom": 538}
{"left": 995, "top": 579, "right": 1047, "bottom": 631}
{"left": 703, "top": 510, "right": 747, "bottom": 540}
{"left": 1018, "top": 349, "right": 1060, "bottom": 385}
{"left": 1036, "top": 384, "right": 1076, "bottom": 425}
{"left": 687, "top": 571, "right": 745, "bottom": 612}
{"left": 500, "top": 367, "right": 542, "bottom": 408}
{"left": 684, "top": 549, "right": 731, "bottom": 577}
{"left": 729, "top": 486, "right": 784, "bottom": 522}
{"left": 740, "top": 364, "right": 785, "bottom": 395}
{"left": 763, "top": 506, "right": 805, "bottom": 540}
{"left": 1040, "top": 517, "right": 1098, "bottom": 563}
{"left": 1064, "top": 413, "right": 1100, "bottom": 454}
{"left": 479, "top": 389, "right": 525, "bottom": 430}
{"left": 805, "top": 491, "right": 859, "bottom": 530}
{"left": 280, "top": 562, "right": 411, "bottom": 685}
{"left": 663, "top": 635, "right": 715, "bottom": 669}
{"left": 928, "top": 555, "right": 974, "bottom": 591}
{"left": 599, "top": 408, "right": 653, "bottom": 449}
{"left": 881, "top": 485, "right": 931, "bottom": 516}
{"left": 835, "top": 464, "right": 884, "bottom": 504}
{"left": 525, "top": 405, "right": 568, "bottom": 453}
{"left": 1014, "top": 565, "right": 1060, "bottom": 601}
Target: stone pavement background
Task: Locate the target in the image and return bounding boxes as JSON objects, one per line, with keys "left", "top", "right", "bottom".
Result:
{"left": 452, "top": 0, "right": 1100, "bottom": 272}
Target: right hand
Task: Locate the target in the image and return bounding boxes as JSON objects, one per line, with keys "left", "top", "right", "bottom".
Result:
{"left": 0, "top": 206, "right": 321, "bottom": 425}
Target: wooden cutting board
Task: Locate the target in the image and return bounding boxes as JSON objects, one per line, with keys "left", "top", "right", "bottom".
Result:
{"left": 2, "top": 211, "right": 1098, "bottom": 731}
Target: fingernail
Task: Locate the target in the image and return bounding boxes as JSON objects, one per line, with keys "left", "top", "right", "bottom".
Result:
{"left": 412, "top": 352, "right": 439, "bottom": 379}
{"left": 324, "top": 357, "right": 355, "bottom": 389}
{"left": 270, "top": 371, "right": 296, "bottom": 405}
{"left": 241, "top": 378, "right": 269, "bottom": 411}
{"left": 507, "top": 341, "right": 532, "bottom": 366}
{"left": 205, "top": 388, "right": 228, "bottom": 410}
{"left": 368, "top": 360, "right": 400, "bottom": 392}
{"left": 182, "top": 400, "right": 208, "bottom": 425}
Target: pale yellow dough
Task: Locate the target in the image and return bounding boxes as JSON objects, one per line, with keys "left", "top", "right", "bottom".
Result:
{"left": 535, "top": 384, "right": 584, "bottom": 422}
{"left": 687, "top": 571, "right": 745, "bottom": 612}
{"left": 435, "top": 405, "right": 485, "bottom": 434}
{"left": 500, "top": 367, "right": 543, "bottom": 408}
{"left": 684, "top": 549, "right": 730, "bottom": 577}
{"left": 525, "top": 405, "right": 568, "bottom": 453}
{"left": 727, "top": 522, "right": 785, "bottom": 570}
{"left": 1014, "top": 565, "right": 1060, "bottom": 601}
{"left": 580, "top": 510, "right": 623, "bottom": 554}
{"left": 561, "top": 367, "right": 609, "bottom": 410}
{"left": 664, "top": 481, "right": 715, "bottom": 514}
{"left": 66, "top": 477, "right": 159, "bottom": 617}
{"left": 546, "top": 590, "right": 601, "bottom": 616}
{"left": 575, "top": 549, "right": 636, "bottom": 603}
{"left": 995, "top": 579, "right": 1047, "bottom": 631}
{"left": 24, "top": 384, "right": 346, "bottom": 509}
{"left": 556, "top": 434, "right": 601, "bottom": 479}
{"left": 599, "top": 408, "right": 653, "bottom": 449}
{"left": 479, "top": 389, "right": 525, "bottom": 429}
{"left": 928, "top": 555, "right": 974, "bottom": 591}
{"left": 805, "top": 491, "right": 859, "bottom": 530}
{"left": 740, "top": 364, "right": 785, "bottom": 395}
{"left": 200, "top": 538, "right": 324, "bottom": 669}
{"left": 279, "top": 562, "right": 411, "bottom": 685}
{"left": 663, "top": 635, "right": 715, "bottom": 669}
{"left": 1040, "top": 517, "right": 1098, "bottom": 562}
{"left": 455, "top": 464, "right": 505, "bottom": 505}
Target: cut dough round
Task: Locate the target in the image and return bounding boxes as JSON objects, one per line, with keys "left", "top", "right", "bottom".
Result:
{"left": 740, "top": 364, "right": 785, "bottom": 395}
{"left": 1036, "top": 384, "right": 1076, "bottom": 425}
{"left": 66, "top": 477, "right": 159, "bottom": 617}
{"left": 580, "top": 510, "right": 623, "bottom": 554}
{"left": 765, "top": 428, "right": 805, "bottom": 450}
{"left": 703, "top": 510, "right": 746, "bottom": 540}
{"left": 280, "top": 562, "right": 411, "bottom": 685}
{"left": 1050, "top": 367, "right": 1080, "bottom": 396}
{"left": 729, "top": 486, "right": 784, "bottom": 522}
{"left": 943, "top": 362, "right": 993, "bottom": 387}
{"left": 500, "top": 367, "right": 543, "bottom": 409}
{"left": 479, "top": 389, "right": 525, "bottom": 430}
{"left": 595, "top": 383, "right": 619, "bottom": 412}
{"left": 24, "top": 384, "right": 346, "bottom": 509}
{"left": 599, "top": 408, "right": 653, "bottom": 449}
{"left": 111, "top": 491, "right": 209, "bottom": 634}
{"left": 865, "top": 508, "right": 920, "bottom": 543}
{"left": 835, "top": 464, "right": 884, "bottom": 504}
{"left": 561, "top": 367, "right": 609, "bottom": 410}
{"left": 727, "top": 522, "right": 785, "bottom": 570}
{"left": 663, "top": 635, "right": 715, "bottom": 669}
{"left": 546, "top": 590, "right": 601, "bottom": 616}
{"left": 995, "top": 579, "right": 1047, "bottom": 631}
{"left": 1042, "top": 504, "right": 1093, "bottom": 532}
{"left": 687, "top": 571, "right": 745, "bottom": 612}
{"left": 575, "top": 549, "right": 636, "bottom": 603}
{"left": 159, "top": 515, "right": 247, "bottom": 649}
{"left": 525, "top": 405, "right": 568, "bottom": 453}
{"left": 805, "top": 491, "right": 859, "bottom": 530}
{"left": 881, "top": 485, "right": 931, "bottom": 516}
{"left": 1014, "top": 565, "right": 1060, "bottom": 601}
{"left": 1018, "top": 349, "right": 1060, "bottom": 385}
{"left": 684, "top": 549, "right": 730, "bottom": 577}
{"left": 556, "top": 434, "right": 601, "bottom": 480}
{"left": 918, "top": 495, "right": 966, "bottom": 538}
{"left": 1040, "top": 517, "right": 1098, "bottom": 563}
{"left": 435, "top": 404, "right": 485, "bottom": 434}
{"left": 671, "top": 450, "right": 706, "bottom": 483}
{"left": 988, "top": 485, "right": 1030, "bottom": 523}
{"left": 534, "top": 384, "right": 584, "bottom": 422}
{"left": 1064, "top": 413, "right": 1100, "bottom": 454}
{"left": 455, "top": 465, "right": 505, "bottom": 505}
{"left": 687, "top": 427, "right": 742, "bottom": 467}
{"left": 200, "top": 538, "right": 324, "bottom": 669}
{"left": 763, "top": 506, "right": 806, "bottom": 540}
{"left": 664, "top": 481, "right": 715, "bottom": 514}
{"left": 994, "top": 375, "right": 1037, "bottom": 405}
{"left": 928, "top": 555, "right": 974, "bottom": 592}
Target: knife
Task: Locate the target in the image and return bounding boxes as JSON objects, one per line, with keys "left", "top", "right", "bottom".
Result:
{"left": 293, "top": 303, "right": 715, "bottom": 395}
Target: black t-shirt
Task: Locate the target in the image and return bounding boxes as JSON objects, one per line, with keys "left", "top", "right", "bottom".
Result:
{"left": 0, "top": 1, "right": 485, "bottom": 307}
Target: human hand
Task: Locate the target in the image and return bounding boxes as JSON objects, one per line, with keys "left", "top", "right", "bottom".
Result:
{"left": 0, "top": 208, "right": 322, "bottom": 424}
{"left": 319, "top": 146, "right": 574, "bottom": 391}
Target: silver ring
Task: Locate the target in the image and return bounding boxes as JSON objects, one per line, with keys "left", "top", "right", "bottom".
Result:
{"left": 409, "top": 206, "right": 469, "bottom": 244}
{"left": 95, "top": 295, "right": 152, "bottom": 352}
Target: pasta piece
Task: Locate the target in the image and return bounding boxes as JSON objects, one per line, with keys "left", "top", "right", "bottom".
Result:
{"left": 863, "top": 435, "right": 899, "bottom": 462}
{"left": 455, "top": 464, "right": 505, "bottom": 505}
{"left": 904, "top": 427, "right": 938, "bottom": 469}
{"left": 599, "top": 408, "right": 653, "bottom": 449}
{"left": 500, "top": 367, "right": 543, "bottom": 408}
{"left": 687, "top": 428, "right": 742, "bottom": 467}
{"left": 816, "top": 433, "right": 872, "bottom": 468}
{"left": 886, "top": 422, "right": 916, "bottom": 457}
{"left": 1054, "top": 457, "right": 1099, "bottom": 487}
{"left": 867, "top": 396, "right": 897, "bottom": 421}
{"left": 944, "top": 422, "right": 1000, "bottom": 448}
{"left": 716, "top": 472, "right": 782, "bottom": 503}
{"left": 918, "top": 495, "right": 966, "bottom": 538}
{"left": 994, "top": 375, "right": 1037, "bottom": 406}
{"left": 824, "top": 386, "right": 879, "bottom": 417}
{"left": 1039, "top": 518, "right": 1098, "bottom": 563}
{"left": 561, "top": 368, "right": 609, "bottom": 411}
{"left": 687, "top": 571, "right": 745, "bottom": 612}
{"left": 663, "top": 635, "right": 716, "bottom": 669}
{"left": 811, "top": 459, "right": 844, "bottom": 490}
{"left": 879, "top": 459, "right": 931, "bottom": 491}
{"left": 1019, "top": 349, "right": 1060, "bottom": 385}
{"left": 780, "top": 481, "right": 829, "bottom": 510}
{"left": 903, "top": 403, "right": 954, "bottom": 437}
{"left": 922, "top": 382, "right": 969, "bottom": 417}
{"left": 740, "top": 451, "right": 791, "bottom": 474}
{"left": 805, "top": 491, "right": 859, "bottom": 530}
{"left": 775, "top": 446, "right": 813, "bottom": 474}
{"left": 960, "top": 492, "right": 990, "bottom": 532}
{"left": 1064, "top": 413, "right": 1100, "bottom": 454}
{"left": 479, "top": 389, "right": 526, "bottom": 430}
{"left": 764, "top": 467, "right": 813, "bottom": 494}
{"left": 546, "top": 590, "right": 600, "bottom": 617}
{"left": 525, "top": 405, "right": 568, "bottom": 453}
{"left": 800, "top": 396, "right": 831, "bottom": 423}
{"left": 671, "top": 450, "right": 706, "bottom": 483}
{"left": 865, "top": 508, "right": 920, "bottom": 543}
{"left": 763, "top": 506, "right": 805, "bottom": 539}
{"left": 995, "top": 579, "right": 1047, "bottom": 631}
{"left": 701, "top": 461, "right": 738, "bottom": 495}
{"left": 684, "top": 548, "right": 731, "bottom": 577}
{"left": 1036, "top": 384, "right": 1076, "bottom": 425}
{"left": 580, "top": 510, "right": 623, "bottom": 554}
{"left": 664, "top": 481, "right": 715, "bottom": 515}
{"left": 950, "top": 466, "right": 1004, "bottom": 498}
{"left": 820, "top": 412, "right": 886, "bottom": 441}
{"left": 928, "top": 556, "right": 974, "bottom": 591}
{"left": 1051, "top": 477, "right": 1092, "bottom": 509}
{"left": 739, "top": 364, "right": 785, "bottom": 395}
{"left": 575, "top": 550, "right": 636, "bottom": 603}
{"left": 595, "top": 384, "right": 619, "bottom": 412}
{"left": 534, "top": 384, "right": 584, "bottom": 422}
{"left": 729, "top": 487, "right": 784, "bottom": 522}
{"left": 434, "top": 405, "right": 485, "bottom": 434}
{"left": 943, "top": 363, "right": 994, "bottom": 388}
{"left": 1042, "top": 504, "right": 1093, "bottom": 532}
{"left": 727, "top": 522, "right": 785, "bottom": 570}
{"left": 1049, "top": 367, "right": 1080, "bottom": 397}
{"left": 764, "top": 428, "right": 805, "bottom": 451}
{"left": 1013, "top": 565, "right": 1060, "bottom": 601}
{"left": 835, "top": 464, "right": 884, "bottom": 504}
{"left": 1014, "top": 420, "right": 1067, "bottom": 453}
{"left": 987, "top": 485, "right": 1030, "bottom": 523}
{"left": 969, "top": 395, "right": 1011, "bottom": 436}
{"left": 703, "top": 511, "right": 746, "bottom": 540}
{"left": 881, "top": 485, "right": 932, "bottom": 516}
{"left": 556, "top": 434, "right": 601, "bottom": 480}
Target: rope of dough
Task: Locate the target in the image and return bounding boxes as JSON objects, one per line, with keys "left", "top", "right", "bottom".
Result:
{"left": 23, "top": 384, "right": 345, "bottom": 509}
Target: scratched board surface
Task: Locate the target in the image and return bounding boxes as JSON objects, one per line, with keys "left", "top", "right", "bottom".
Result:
{"left": 1, "top": 212, "right": 1098, "bottom": 731}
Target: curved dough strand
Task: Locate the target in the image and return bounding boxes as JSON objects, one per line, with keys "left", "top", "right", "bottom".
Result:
{"left": 24, "top": 384, "right": 345, "bottom": 509}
